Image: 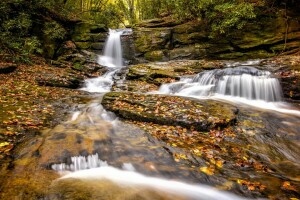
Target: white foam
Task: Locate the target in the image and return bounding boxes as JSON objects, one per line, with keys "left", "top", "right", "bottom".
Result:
{"left": 59, "top": 166, "right": 248, "bottom": 200}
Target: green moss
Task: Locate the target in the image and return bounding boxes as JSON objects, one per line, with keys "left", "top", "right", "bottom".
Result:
{"left": 144, "top": 50, "right": 165, "bottom": 61}
{"left": 72, "top": 62, "right": 84, "bottom": 71}
{"left": 74, "top": 42, "right": 91, "bottom": 49}
{"left": 72, "top": 34, "right": 92, "bottom": 42}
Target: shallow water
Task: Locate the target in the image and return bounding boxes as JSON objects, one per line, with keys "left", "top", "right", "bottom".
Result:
{"left": 1, "top": 59, "right": 300, "bottom": 199}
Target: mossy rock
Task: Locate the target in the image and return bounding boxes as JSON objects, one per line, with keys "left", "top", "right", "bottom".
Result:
{"left": 126, "top": 60, "right": 223, "bottom": 84}
{"left": 102, "top": 92, "right": 238, "bottom": 131}
{"left": 137, "top": 17, "right": 180, "bottom": 28}
{"left": 75, "top": 42, "right": 92, "bottom": 50}
{"left": 173, "top": 32, "right": 206, "bottom": 44}
{"left": 72, "top": 62, "right": 84, "bottom": 71}
{"left": 74, "top": 22, "right": 106, "bottom": 34}
{"left": 91, "top": 42, "right": 104, "bottom": 50}
{"left": 173, "top": 21, "right": 204, "bottom": 34}
{"left": 169, "top": 46, "right": 200, "bottom": 60}
{"left": 144, "top": 50, "right": 166, "bottom": 61}
{"left": 91, "top": 33, "right": 107, "bottom": 42}
{"left": 72, "top": 34, "right": 92, "bottom": 42}
{"left": 90, "top": 24, "right": 107, "bottom": 33}
{"left": 134, "top": 28, "right": 172, "bottom": 53}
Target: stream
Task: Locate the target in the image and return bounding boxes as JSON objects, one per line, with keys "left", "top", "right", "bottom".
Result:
{"left": 0, "top": 29, "right": 299, "bottom": 200}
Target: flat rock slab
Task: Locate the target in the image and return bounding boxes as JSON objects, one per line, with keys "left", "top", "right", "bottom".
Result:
{"left": 102, "top": 92, "right": 238, "bottom": 131}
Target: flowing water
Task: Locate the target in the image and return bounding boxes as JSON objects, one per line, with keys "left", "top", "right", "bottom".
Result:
{"left": 156, "top": 61, "right": 300, "bottom": 116}
{"left": 81, "top": 29, "right": 130, "bottom": 93}
{"left": 1, "top": 32, "right": 300, "bottom": 199}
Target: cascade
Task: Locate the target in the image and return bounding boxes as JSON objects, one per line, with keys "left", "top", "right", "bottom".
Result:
{"left": 98, "top": 29, "right": 123, "bottom": 69}
{"left": 53, "top": 154, "right": 245, "bottom": 200}
{"left": 159, "top": 66, "right": 283, "bottom": 102}
{"left": 81, "top": 29, "right": 130, "bottom": 93}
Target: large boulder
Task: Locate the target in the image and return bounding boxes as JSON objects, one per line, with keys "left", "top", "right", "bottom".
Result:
{"left": 102, "top": 92, "right": 238, "bottom": 131}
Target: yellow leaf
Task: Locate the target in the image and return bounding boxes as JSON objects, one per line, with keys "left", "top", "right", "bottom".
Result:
{"left": 200, "top": 167, "right": 214, "bottom": 175}
{"left": 0, "top": 142, "right": 10, "bottom": 147}
{"left": 216, "top": 160, "right": 223, "bottom": 168}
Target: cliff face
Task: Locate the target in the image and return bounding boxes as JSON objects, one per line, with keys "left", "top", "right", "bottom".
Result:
{"left": 133, "top": 10, "right": 300, "bottom": 61}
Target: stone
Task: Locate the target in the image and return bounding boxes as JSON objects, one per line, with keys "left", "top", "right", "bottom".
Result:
{"left": 102, "top": 92, "right": 238, "bottom": 131}
{"left": 134, "top": 28, "right": 172, "bottom": 53}
{"left": 91, "top": 33, "right": 107, "bottom": 42}
{"left": 91, "top": 42, "right": 104, "bottom": 50}
{"left": 144, "top": 50, "right": 167, "bottom": 61}
{"left": 133, "top": 13, "right": 300, "bottom": 61}
{"left": 36, "top": 72, "right": 84, "bottom": 89}
{"left": 75, "top": 42, "right": 91, "bottom": 50}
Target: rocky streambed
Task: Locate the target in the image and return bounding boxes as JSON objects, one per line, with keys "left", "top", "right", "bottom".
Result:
{"left": 0, "top": 55, "right": 300, "bottom": 200}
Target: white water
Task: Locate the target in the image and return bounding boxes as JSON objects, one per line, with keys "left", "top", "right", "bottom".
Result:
{"left": 156, "top": 65, "right": 300, "bottom": 116}
{"left": 53, "top": 154, "right": 247, "bottom": 200}
{"left": 98, "top": 29, "right": 123, "bottom": 69}
{"left": 81, "top": 29, "right": 127, "bottom": 93}
{"left": 81, "top": 70, "right": 117, "bottom": 93}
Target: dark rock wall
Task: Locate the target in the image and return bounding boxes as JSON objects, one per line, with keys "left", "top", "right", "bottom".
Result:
{"left": 133, "top": 11, "right": 300, "bottom": 61}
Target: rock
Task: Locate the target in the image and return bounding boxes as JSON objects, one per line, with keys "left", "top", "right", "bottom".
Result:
{"left": 56, "top": 41, "right": 77, "bottom": 58}
{"left": 137, "top": 17, "right": 180, "bottom": 28}
{"left": 38, "top": 117, "right": 113, "bottom": 166}
{"left": 281, "top": 76, "right": 300, "bottom": 100}
{"left": 91, "top": 33, "right": 107, "bottom": 42}
{"left": 71, "top": 22, "right": 107, "bottom": 51}
{"left": 262, "top": 55, "right": 300, "bottom": 100}
{"left": 144, "top": 50, "right": 167, "bottom": 61}
{"left": 73, "top": 22, "right": 107, "bottom": 34}
{"left": 91, "top": 42, "right": 105, "bottom": 50}
{"left": 102, "top": 92, "right": 238, "bottom": 131}
{"left": 126, "top": 60, "right": 223, "bottom": 86}
{"left": 0, "top": 64, "right": 17, "bottom": 74}
{"left": 54, "top": 49, "right": 107, "bottom": 79}
{"left": 49, "top": 179, "right": 181, "bottom": 200}
{"left": 133, "top": 13, "right": 300, "bottom": 61}
{"left": 35, "top": 68, "right": 86, "bottom": 89}
{"left": 134, "top": 28, "right": 172, "bottom": 53}
{"left": 74, "top": 42, "right": 91, "bottom": 50}
{"left": 169, "top": 46, "right": 201, "bottom": 60}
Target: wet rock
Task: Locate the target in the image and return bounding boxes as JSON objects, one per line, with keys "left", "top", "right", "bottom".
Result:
{"left": 49, "top": 179, "right": 183, "bottom": 200}
{"left": 54, "top": 48, "right": 107, "bottom": 78}
{"left": 0, "top": 64, "right": 17, "bottom": 74}
{"left": 102, "top": 92, "right": 237, "bottom": 131}
{"left": 263, "top": 55, "right": 300, "bottom": 100}
{"left": 126, "top": 60, "right": 224, "bottom": 86}
{"left": 38, "top": 115, "right": 113, "bottom": 166}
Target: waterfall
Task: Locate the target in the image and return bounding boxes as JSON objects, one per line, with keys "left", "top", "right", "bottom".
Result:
{"left": 98, "top": 29, "right": 123, "bottom": 69}
{"left": 81, "top": 29, "right": 130, "bottom": 93}
{"left": 158, "top": 66, "right": 283, "bottom": 102}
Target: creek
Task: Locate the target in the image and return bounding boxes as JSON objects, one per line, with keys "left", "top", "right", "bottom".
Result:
{"left": 1, "top": 29, "right": 299, "bottom": 200}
